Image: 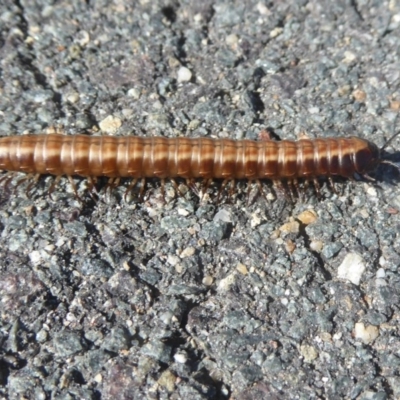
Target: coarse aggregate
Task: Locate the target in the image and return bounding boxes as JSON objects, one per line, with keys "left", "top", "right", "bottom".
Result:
{"left": 0, "top": 0, "right": 400, "bottom": 399}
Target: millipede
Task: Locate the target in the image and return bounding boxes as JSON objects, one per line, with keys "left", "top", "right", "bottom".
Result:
{"left": 0, "top": 131, "right": 398, "bottom": 201}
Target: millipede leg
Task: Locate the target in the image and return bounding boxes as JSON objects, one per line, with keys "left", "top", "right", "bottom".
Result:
{"left": 201, "top": 179, "right": 212, "bottom": 201}
{"left": 293, "top": 179, "right": 303, "bottom": 201}
{"left": 87, "top": 176, "right": 96, "bottom": 193}
{"left": 48, "top": 175, "right": 62, "bottom": 200}
{"left": 287, "top": 180, "right": 296, "bottom": 203}
{"left": 160, "top": 179, "right": 166, "bottom": 203}
{"left": 328, "top": 177, "right": 337, "bottom": 194}
{"left": 1, "top": 172, "right": 16, "bottom": 192}
{"left": 87, "top": 176, "right": 99, "bottom": 201}
{"left": 124, "top": 178, "right": 138, "bottom": 201}
{"left": 25, "top": 174, "right": 41, "bottom": 198}
{"left": 0, "top": 172, "right": 12, "bottom": 185}
{"left": 274, "top": 180, "right": 292, "bottom": 202}
{"left": 14, "top": 174, "right": 33, "bottom": 191}
{"left": 313, "top": 178, "right": 321, "bottom": 199}
{"left": 170, "top": 178, "right": 185, "bottom": 198}
{"left": 217, "top": 179, "right": 229, "bottom": 203}
{"left": 256, "top": 179, "right": 268, "bottom": 201}
{"left": 272, "top": 180, "right": 283, "bottom": 197}
{"left": 139, "top": 178, "right": 146, "bottom": 200}
{"left": 105, "top": 178, "right": 115, "bottom": 194}
{"left": 228, "top": 179, "right": 236, "bottom": 201}
{"left": 186, "top": 179, "right": 199, "bottom": 197}
{"left": 67, "top": 175, "right": 83, "bottom": 202}
{"left": 363, "top": 173, "right": 376, "bottom": 182}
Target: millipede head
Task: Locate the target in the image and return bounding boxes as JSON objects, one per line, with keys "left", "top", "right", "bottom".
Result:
{"left": 353, "top": 139, "right": 380, "bottom": 175}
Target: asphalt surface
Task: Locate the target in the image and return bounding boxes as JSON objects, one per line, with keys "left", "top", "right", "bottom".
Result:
{"left": 0, "top": 0, "right": 400, "bottom": 399}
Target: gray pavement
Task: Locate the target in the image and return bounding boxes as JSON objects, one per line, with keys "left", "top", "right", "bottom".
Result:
{"left": 0, "top": 1, "right": 400, "bottom": 399}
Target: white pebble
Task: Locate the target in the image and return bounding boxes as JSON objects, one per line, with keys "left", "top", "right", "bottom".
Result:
{"left": 177, "top": 66, "right": 192, "bottom": 83}
{"left": 29, "top": 250, "right": 42, "bottom": 266}
{"left": 354, "top": 322, "right": 379, "bottom": 344}
{"left": 127, "top": 88, "right": 141, "bottom": 99}
{"left": 202, "top": 276, "right": 214, "bottom": 286}
{"left": 217, "top": 273, "right": 236, "bottom": 292}
{"left": 180, "top": 247, "right": 195, "bottom": 258}
{"left": 214, "top": 209, "right": 233, "bottom": 223}
{"left": 376, "top": 268, "right": 386, "bottom": 279}
{"left": 337, "top": 253, "right": 366, "bottom": 286}
{"left": 167, "top": 254, "right": 180, "bottom": 266}
{"left": 174, "top": 353, "right": 187, "bottom": 363}
{"left": 99, "top": 115, "right": 122, "bottom": 134}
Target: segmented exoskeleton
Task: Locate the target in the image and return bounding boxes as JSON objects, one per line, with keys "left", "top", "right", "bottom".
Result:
{"left": 0, "top": 133, "right": 397, "bottom": 200}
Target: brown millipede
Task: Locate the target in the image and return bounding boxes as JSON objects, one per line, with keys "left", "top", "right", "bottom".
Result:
{"left": 0, "top": 132, "right": 398, "bottom": 200}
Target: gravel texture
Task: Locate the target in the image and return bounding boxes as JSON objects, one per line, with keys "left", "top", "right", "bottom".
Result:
{"left": 0, "top": 0, "right": 400, "bottom": 399}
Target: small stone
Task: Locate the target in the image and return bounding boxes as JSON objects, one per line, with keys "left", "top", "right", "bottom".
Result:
{"left": 29, "top": 251, "right": 42, "bottom": 266}
{"left": 218, "top": 273, "right": 236, "bottom": 292}
{"left": 270, "top": 27, "right": 283, "bottom": 38}
{"left": 352, "top": 89, "right": 366, "bottom": 102}
{"left": 214, "top": 209, "right": 233, "bottom": 223}
{"left": 174, "top": 352, "right": 187, "bottom": 363}
{"left": 66, "top": 92, "right": 80, "bottom": 104}
{"left": 158, "top": 369, "right": 176, "bottom": 392}
{"left": 300, "top": 344, "right": 319, "bottom": 362}
{"left": 101, "top": 327, "right": 131, "bottom": 353}
{"left": 343, "top": 51, "right": 356, "bottom": 63}
{"left": 141, "top": 339, "right": 171, "bottom": 363}
{"left": 226, "top": 34, "right": 238, "bottom": 47}
{"left": 310, "top": 240, "right": 324, "bottom": 253}
{"left": 285, "top": 240, "right": 296, "bottom": 253}
{"left": 99, "top": 115, "right": 122, "bottom": 134}
{"left": 53, "top": 331, "right": 85, "bottom": 357}
{"left": 279, "top": 219, "right": 300, "bottom": 234}
{"left": 167, "top": 254, "right": 180, "bottom": 266}
{"left": 354, "top": 322, "right": 379, "bottom": 344}
{"left": 202, "top": 276, "right": 214, "bottom": 286}
{"left": 36, "top": 329, "right": 48, "bottom": 343}
{"left": 321, "top": 242, "right": 343, "bottom": 259}
{"left": 76, "top": 30, "right": 90, "bottom": 47}
{"left": 297, "top": 210, "right": 318, "bottom": 225}
{"left": 236, "top": 263, "right": 248, "bottom": 275}
{"left": 177, "top": 66, "right": 192, "bottom": 83}
{"left": 376, "top": 268, "right": 386, "bottom": 279}
{"left": 338, "top": 253, "right": 366, "bottom": 285}
{"left": 180, "top": 247, "right": 195, "bottom": 258}
{"left": 390, "top": 100, "right": 400, "bottom": 110}
{"left": 127, "top": 88, "right": 141, "bottom": 99}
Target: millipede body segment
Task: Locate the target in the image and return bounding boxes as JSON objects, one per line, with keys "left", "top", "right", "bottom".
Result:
{"left": 0, "top": 134, "right": 380, "bottom": 181}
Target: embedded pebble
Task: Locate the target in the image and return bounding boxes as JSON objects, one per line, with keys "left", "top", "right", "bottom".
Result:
{"left": 354, "top": 322, "right": 379, "bottom": 344}
{"left": 279, "top": 219, "right": 300, "bottom": 234}
{"left": 29, "top": 251, "right": 42, "bottom": 266}
{"left": 236, "top": 263, "right": 248, "bottom": 275}
{"left": 174, "top": 353, "right": 187, "bottom": 364}
{"left": 158, "top": 369, "right": 176, "bottom": 392}
{"left": 300, "top": 345, "right": 319, "bottom": 363}
{"left": 65, "top": 92, "right": 80, "bottom": 103}
{"left": 376, "top": 268, "right": 386, "bottom": 279}
{"left": 177, "top": 66, "right": 192, "bottom": 83}
{"left": 127, "top": 88, "right": 141, "bottom": 99}
{"left": 297, "top": 210, "right": 318, "bottom": 225}
{"left": 99, "top": 115, "right": 122, "bottom": 134}
{"left": 180, "top": 247, "right": 195, "bottom": 258}
{"left": 202, "top": 276, "right": 214, "bottom": 286}
{"left": 310, "top": 240, "right": 324, "bottom": 253}
{"left": 218, "top": 273, "right": 236, "bottom": 291}
{"left": 337, "top": 253, "right": 366, "bottom": 286}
